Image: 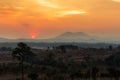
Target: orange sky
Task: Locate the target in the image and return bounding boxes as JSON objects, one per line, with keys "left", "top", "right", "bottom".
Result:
{"left": 0, "top": 0, "right": 120, "bottom": 39}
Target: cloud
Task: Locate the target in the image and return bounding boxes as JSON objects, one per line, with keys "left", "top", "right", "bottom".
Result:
{"left": 112, "top": 0, "right": 120, "bottom": 2}
{"left": 0, "top": 0, "right": 120, "bottom": 19}
{"left": 60, "top": 10, "right": 87, "bottom": 15}
{"left": 35, "top": 0, "right": 88, "bottom": 19}
{"left": 21, "top": 23, "right": 31, "bottom": 28}
{"left": 0, "top": 2, "right": 24, "bottom": 17}
{"left": 37, "top": 0, "right": 61, "bottom": 8}
{"left": 53, "top": 10, "right": 87, "bottom": 17}
{"left": 0, "top": 0, "right": 88, "bottom": 19}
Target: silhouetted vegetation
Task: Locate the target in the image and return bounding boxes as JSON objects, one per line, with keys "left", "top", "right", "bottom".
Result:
{"left": 12, "top": 42, "right": 35, "bottom": 80}
{"left": 0, "top": 43, "right": 120, "bottom": 80}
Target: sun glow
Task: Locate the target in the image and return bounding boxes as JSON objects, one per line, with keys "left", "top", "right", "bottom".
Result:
{"left": 30, "top": 33, "right": 37, "bottom": 39}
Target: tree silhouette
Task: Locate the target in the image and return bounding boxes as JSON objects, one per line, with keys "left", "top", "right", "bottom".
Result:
{"left": 59, "top": 45, "right": 66, "bottom": 53}
{"left": 91, "top": 67, "right": 99, "bottom": 80}
{"left": 107, "top": 68, "right": 120, "bottom": 80}
{"left": 109, "top": 45, "right": 113, "bottom": 51}
{"left": 12, "top": 42, "right": 34, "bottom": 80}
{"left": 28, "top": 73, "right": 39, "bottom": 80}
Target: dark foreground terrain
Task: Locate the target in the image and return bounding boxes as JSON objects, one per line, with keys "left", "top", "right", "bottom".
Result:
{"left": 0, "top": 43, "right": 120, "bottom": 80}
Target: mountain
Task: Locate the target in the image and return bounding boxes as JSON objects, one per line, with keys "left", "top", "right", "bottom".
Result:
{"left": 0, "top": 38, "right": 11, "bottom": 42}
{"left": 49, "top": 32, "right": 97, "bottom": 42}
{"left": 55, "top": 32, "right": 93, "bottom": 39}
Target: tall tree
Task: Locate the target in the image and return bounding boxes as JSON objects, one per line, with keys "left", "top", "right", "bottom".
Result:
{"left": 91, "top": 67, "right": 99, "bottom": 80}
{"left": 12, "top": 42, "right": 34, "bottom": 80}
{"left": 28, "top": 73, "right": 39, "bottom": 80}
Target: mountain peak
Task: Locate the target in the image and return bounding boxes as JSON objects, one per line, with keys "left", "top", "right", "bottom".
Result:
{"left": 53, "top": 32, "right": 94, "bottom": 42}
{"left": 60, "top": 32, "right": 89, "bottom": 37}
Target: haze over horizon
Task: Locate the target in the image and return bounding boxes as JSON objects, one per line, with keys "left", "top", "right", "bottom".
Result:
{"left": 0, "top": 0, "right": 120, "bottom": 39}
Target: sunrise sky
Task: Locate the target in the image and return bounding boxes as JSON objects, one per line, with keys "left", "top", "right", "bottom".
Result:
{"left": 0, "top": 0, "right": 120, "bottom": 39}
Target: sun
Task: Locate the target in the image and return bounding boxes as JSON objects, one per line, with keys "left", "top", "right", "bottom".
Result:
{"left": 31, "top": 35, "right": 36, "bottom": 39}
{"left": 30, "top": 33, "right": 37, "bottom": 39}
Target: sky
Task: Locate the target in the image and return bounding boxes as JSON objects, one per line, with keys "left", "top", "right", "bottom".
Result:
{"left": 0, "top": 0, "right": 120, "bottom": 39}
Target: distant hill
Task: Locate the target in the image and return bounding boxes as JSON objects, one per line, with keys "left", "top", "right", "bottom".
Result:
{"left": 50, "top": 32, "right": 97, "bottom": 42}
{"left": 55, "top": 32, "right": 91, "bottom": 39}
{"left": 0, "top": 38, "right": 11, "bottom": 42}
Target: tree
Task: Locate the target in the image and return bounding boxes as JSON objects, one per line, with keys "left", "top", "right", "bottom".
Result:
{"left": 59, "top": 45, "right": 66, "bottom": 53}
{"left": 107, "top": 68, "right": 120, "bottom": 80}
{"left": 12, "top": 42, "right": 34, "bottom": 80}
{"left": 109, "top": 45, "right": 113, "bottom": 51}
{"left": 43, "top": 53, "right": 57, "bottom": 66}
{"left": 91, "top": 67, "right": 99, "bottom": 80}
{"left": 28, "top": 73, "right": 39, "bottom": 80}
{"left": 105, "top": 53, "right": 120, "bottom": 66}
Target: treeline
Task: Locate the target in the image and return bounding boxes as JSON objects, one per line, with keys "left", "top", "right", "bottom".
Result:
{"left": 0, "top": 47, "right": 12, "bottom": 51}
{"left": 0, "top": 42, "right": 119, "bottom": 49}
